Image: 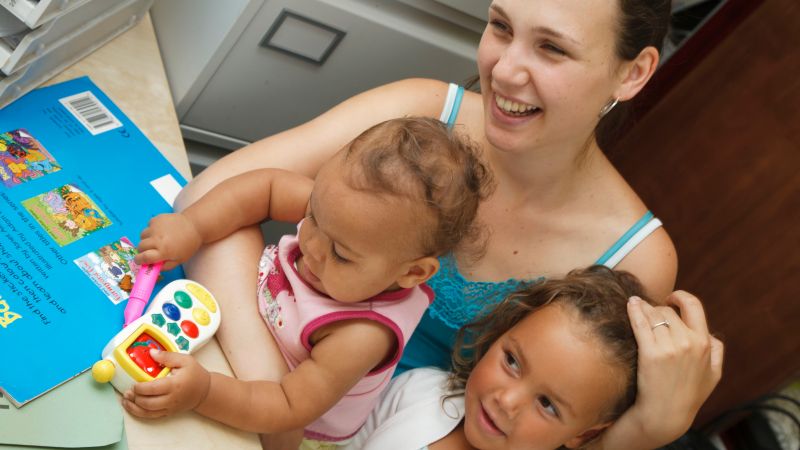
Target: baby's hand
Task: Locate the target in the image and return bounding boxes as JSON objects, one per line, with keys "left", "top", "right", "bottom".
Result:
{"left": 121, "top": 349, "right": 211, "bottom": 418}
{"left": 135, "top": 213, "right": 202, "bottom": 270}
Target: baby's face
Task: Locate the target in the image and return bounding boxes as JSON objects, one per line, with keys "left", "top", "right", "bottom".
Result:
{"left": 463, "top": 304, "right": 626, "bottom": 450}
{"left": 294, "top": 154, "right": 427, "bottom": 303}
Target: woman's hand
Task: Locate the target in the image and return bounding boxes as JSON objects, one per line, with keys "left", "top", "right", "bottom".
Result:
{"left": 597, "top": 291, "right": 724, "bottom": 449}
{"left": 135, "top": 213, "right": 203, "bottom": 270}
{"left": 122, "top": 350, "right": 211, "bottom": 418}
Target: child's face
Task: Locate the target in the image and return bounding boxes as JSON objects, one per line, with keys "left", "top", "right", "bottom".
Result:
{"left": 295, "top": 153, "right": 432, "bottom": 303}
{"left": 463, "top": 304, "right": 625, "bottom": 450}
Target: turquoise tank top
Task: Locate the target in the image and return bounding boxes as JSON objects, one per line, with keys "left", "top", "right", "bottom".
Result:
{"left": 396, "top": 85, "right": 663, "bottom": 374}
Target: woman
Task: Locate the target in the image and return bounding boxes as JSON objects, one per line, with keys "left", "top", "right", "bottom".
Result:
{"left": 175, "top": 0, "right": 723, "bottom": 448}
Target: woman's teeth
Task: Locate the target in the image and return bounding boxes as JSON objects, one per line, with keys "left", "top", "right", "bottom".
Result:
{"left": 495, "top": 94, "right": 539, "bottom": 115}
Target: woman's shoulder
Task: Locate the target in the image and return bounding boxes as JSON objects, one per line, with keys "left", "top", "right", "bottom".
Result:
{"left": 363, "top": 78, "right": 453, "bottom": 117}
{"left": 594, "top": 165, "right": 678, "bottom": 301}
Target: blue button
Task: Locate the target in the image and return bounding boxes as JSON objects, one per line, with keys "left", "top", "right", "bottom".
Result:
{"left": 162, "top": 303, "right": 181, "bottom": 321}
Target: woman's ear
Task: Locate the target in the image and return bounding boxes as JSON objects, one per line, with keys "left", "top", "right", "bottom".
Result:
{"left": 563, "top": 421, "right": 613, "bottom": 449}
{"left": 396, "top": 256, "right": 440, "bottom": 288}
{"left": 615, "top": 46, "right": 660, "bottom": 102}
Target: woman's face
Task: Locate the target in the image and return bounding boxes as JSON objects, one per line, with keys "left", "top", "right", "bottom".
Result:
{"left": 463, "top": 304, "right": 624, "bottom": 450}
{"left": 477, "top": 0, "right": 624, "bottom": 154}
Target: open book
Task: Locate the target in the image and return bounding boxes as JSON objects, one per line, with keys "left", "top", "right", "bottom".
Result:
{"left": 0, "top": 76, "right": 186, "bottom": 407}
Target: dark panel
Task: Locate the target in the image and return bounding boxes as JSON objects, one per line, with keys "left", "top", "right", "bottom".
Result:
{"left": 610, "top": 0, "right": 800, "bottom": 425}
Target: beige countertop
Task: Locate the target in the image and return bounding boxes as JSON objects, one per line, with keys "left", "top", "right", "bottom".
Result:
{"left": 44, "top": 13, "right": 260, "bottom": 450}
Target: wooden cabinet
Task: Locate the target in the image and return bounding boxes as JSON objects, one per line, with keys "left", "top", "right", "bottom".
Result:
{"left": 610, "top": 0, "right": 800, "bottom": 425}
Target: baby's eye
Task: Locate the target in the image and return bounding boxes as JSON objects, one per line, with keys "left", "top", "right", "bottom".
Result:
{"left": 330, "top": 243, "right": 350, "bottom": 263}
{"left": 503, "top": 351, "right": 519, "bottom": 371}
{"left": 538, "top": 395, "right": 559, "bottom": 418}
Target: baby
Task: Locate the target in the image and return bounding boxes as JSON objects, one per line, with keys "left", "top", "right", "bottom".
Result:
{"left": 124, "top": 117, "right": 493, "bottom": 445}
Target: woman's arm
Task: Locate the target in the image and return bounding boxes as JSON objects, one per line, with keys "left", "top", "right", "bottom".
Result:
{"left": 595, "top": 291, "right": 724, "bottom": 450}
{"left": 174, "top": 78, "right": 451, "bottom": 209}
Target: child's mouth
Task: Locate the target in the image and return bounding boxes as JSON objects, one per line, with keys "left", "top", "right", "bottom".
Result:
{"left": 479, "top": 404, "right": 504, "bottom": 436}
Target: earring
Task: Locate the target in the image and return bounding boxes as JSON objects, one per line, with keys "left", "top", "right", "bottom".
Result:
{"left": 598, "top": 98, "right": 619, "bottom": 118}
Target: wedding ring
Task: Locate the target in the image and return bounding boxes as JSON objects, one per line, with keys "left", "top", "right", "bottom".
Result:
{"left": 651, "top": 320, "right": 670, "bottom": 330}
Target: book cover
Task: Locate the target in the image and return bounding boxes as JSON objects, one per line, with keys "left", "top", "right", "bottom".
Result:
{"left": 0, "top": 77, "right": 186, "bottom": 406}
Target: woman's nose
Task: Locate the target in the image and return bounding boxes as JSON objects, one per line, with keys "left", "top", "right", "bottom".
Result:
{"left": 493, "top": 44, "right": 530, "bottom": 88}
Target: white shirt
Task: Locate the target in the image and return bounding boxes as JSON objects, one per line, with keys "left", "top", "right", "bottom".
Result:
{"left": 344, "top": 368, "right": 465, "bottom": 450}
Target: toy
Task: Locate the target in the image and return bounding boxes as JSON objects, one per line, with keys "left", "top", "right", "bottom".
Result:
{"left": 123, "top": 261, "right": 163, "bottom": 327}
{"left": 91, "top": 280, "right": 221, "bottom": 393}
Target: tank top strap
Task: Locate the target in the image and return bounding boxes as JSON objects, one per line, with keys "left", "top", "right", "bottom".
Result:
{"left": 438, "top": 83, "right": 464, "bottom": 129}
{"left": 595, "top": 211, "right": 663, "bottom": 268}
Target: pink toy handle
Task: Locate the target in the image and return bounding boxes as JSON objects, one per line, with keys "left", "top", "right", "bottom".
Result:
{"left": 123, "top": 261, "right": 164, "bottom": 327}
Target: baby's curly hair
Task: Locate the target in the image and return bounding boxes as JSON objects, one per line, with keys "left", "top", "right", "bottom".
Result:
{"left": 342, "top": 117, "right": 493, "bottom": 257}
{"left": 449, "top": 266, "right": 653, "bottom": 423}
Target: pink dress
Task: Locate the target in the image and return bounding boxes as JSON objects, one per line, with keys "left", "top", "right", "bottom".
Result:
{"left": 256, "top": 233, "right": 433, "bottom": 442}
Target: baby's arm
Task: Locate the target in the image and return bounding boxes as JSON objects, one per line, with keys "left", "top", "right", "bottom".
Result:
{"left": 136, "top": 169, "right": 312, "bottom": 269}
{"left": 123, "top": 319, "right": 395, "bottom": 433}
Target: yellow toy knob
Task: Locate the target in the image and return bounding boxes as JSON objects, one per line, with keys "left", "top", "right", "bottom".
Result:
{"left": 92, "top": 360, "right": 115, "bottom": 383}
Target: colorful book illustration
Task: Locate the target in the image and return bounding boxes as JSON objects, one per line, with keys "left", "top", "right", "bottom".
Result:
{"left": 0, "top": 128, "right": 62, "bottom": 188}
{"left": 0, "top": 77, "right": 186, "bottom": 407}
{"left": 74, "top": 237, "right": 140, "bottom": 305}
{"left": 23, "top": 183, "right": 112, "bottom": 246}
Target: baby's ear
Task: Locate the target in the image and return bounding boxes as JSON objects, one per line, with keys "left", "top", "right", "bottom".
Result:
{"left": 396, "top": 256, "right": 440, "bottom": 288}
{"left": 563, "top": 422, "right": 613, "bottom": 449}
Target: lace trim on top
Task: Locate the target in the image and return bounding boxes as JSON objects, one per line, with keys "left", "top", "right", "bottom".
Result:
{"left": 427, "top": 253, "right": 543, "bottom": 329}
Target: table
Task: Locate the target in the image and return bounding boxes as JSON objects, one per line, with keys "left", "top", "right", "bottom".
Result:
{"left": 45, "top": 13, "right": 261, "bottom": 450}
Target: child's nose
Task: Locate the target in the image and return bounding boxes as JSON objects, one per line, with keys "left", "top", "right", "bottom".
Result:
{"left": 496, "top": 385, "right": 525, "bottom": 420}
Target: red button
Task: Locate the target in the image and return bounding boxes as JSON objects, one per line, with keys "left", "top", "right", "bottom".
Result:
{"left": 180, "top": 320, "right": 199, "bottom": 338}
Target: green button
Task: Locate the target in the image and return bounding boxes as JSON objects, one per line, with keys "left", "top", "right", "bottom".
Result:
{"left": 174, "top": 291, "right": 193, "bottom": 308}
{"left": 176, "top": 336, "right": 190, "bottom": 351}
{"left": 151, "top": 313, "right": 165, "bottom": 327}
{"left": 167, "top": 322, "right": 181, "bottom": 336}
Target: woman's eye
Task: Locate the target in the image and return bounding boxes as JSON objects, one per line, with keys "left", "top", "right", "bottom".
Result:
{"left": 489, "top": 19, "right": 510, "bottom": 34}
{"left": 538, "top": 395, "right": 559, "bottom": 417}
{"left": 503, "top": 351, "right": 519, "bottom": 371}
{"left": 330, "top": 243, "right": 350, "bottom": 263}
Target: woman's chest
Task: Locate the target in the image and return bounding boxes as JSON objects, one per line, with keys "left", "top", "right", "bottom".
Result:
{"left": 459, "top": 206, "right": 614, "bottom": 282}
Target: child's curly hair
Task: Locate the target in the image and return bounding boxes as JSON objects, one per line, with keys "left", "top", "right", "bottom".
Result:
{"left": 342, "top": 117, "right": 494, "bottom": 257}
{"left": 449, "top": 265, "right": 653, "bottom": 422}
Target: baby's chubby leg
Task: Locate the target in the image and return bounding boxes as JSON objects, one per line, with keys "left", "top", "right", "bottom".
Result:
{"left": 175, "top": 166, "right": 302, "bottom": 448}
{"left": 184, "top": 230, "right": 303, "bottom": 449}
{"left": 182, "top": 227, "right": 288, "bottom": 381}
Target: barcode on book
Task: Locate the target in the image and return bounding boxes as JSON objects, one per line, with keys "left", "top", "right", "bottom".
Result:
{"left": 59, "top": 91, "right": 122, "bottom": 135}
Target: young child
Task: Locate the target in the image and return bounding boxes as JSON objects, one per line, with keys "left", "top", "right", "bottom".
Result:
{"left": 347, "top": 266, "right": 656, "bottom": 449}
{"left": 123, "top": 117, "right": 493, "bottom": 445}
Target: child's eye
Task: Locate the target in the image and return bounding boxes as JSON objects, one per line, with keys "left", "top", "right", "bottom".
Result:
{"left": 503, "top": 351, "right": 519, "bottom": 371}
{"left": 541, "top": 42, "right": 566, "bottom": 56}
{"left": 330, "top": 243, "right": 350, "bottom": 263}
{"left": 537, "top": 395, "right": 559, "bottom": 418}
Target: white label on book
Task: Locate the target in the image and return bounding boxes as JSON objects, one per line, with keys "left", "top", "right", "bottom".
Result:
{"left": 150, "top": 174, "right": 183, "bottom": 207}
{"left": 59, "top": 91, "right": 123, "bottom": 135}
